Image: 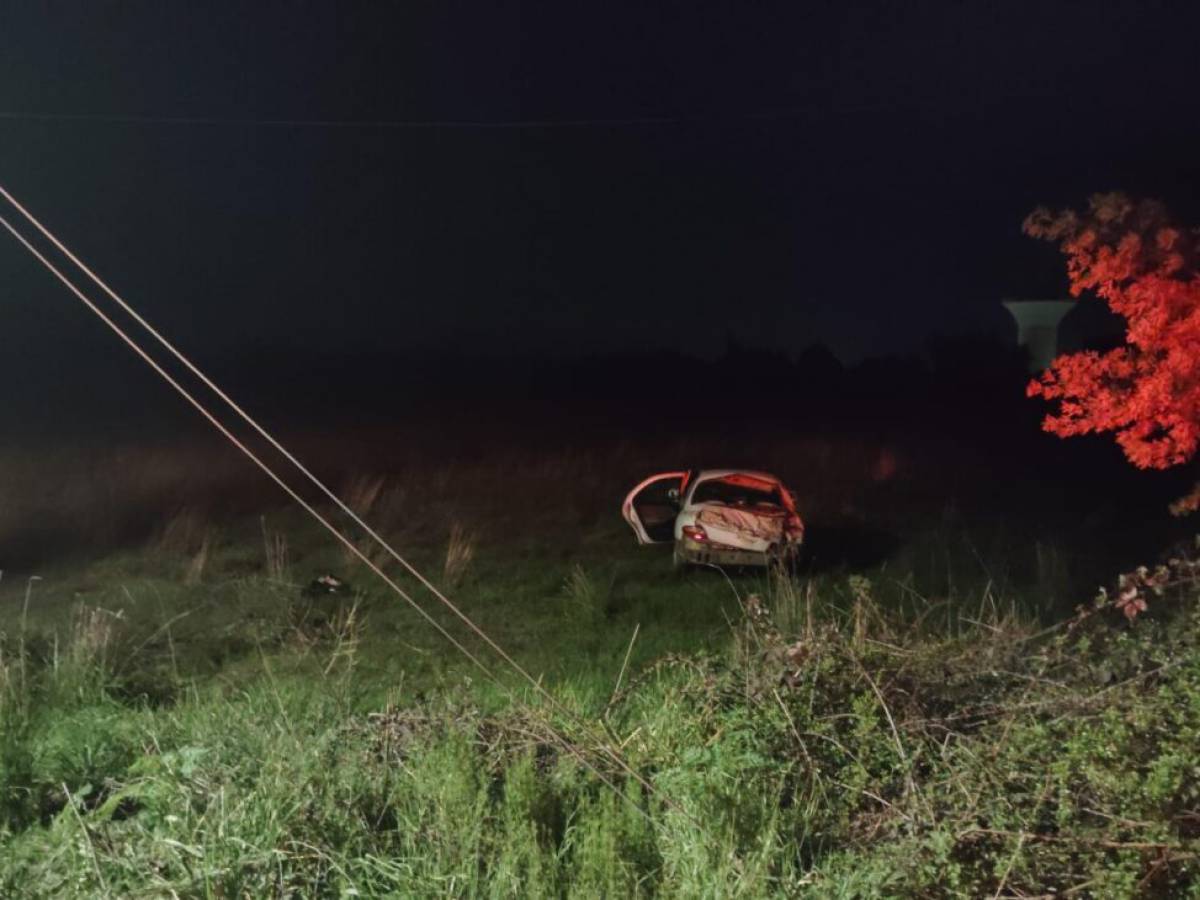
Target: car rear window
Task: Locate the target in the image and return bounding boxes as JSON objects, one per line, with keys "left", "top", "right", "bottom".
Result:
{"left": 691, "top": 478, "right": 782, "bottom": 507}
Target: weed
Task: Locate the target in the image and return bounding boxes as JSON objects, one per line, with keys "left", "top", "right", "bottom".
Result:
{"left": 183, "top": 531, "right": 213, "bottom": 585}
{"left": 261, "top": 515, "right": 289, "bottom": 582}
{"left": 338, "top": 476, "right": 398, "bottom": 571}
{"left": 1, "top": 435, "right": 1197, "bottom": 895}
{"left": 444, "top": 523, "right": 475, "bottom": 587}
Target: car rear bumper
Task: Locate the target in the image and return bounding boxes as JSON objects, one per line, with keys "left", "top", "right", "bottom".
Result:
{"left": 676, "top": 538, "right": 770, "bottom": 568}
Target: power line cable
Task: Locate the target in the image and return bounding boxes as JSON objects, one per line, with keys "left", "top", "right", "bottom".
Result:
{"left": 0, "top": 182, "right": 669, "bottom": 809}
{"left": 0, "top": 189, "right": 726, "bottom": 855}
{"left": 0, "top": 209, "right": 663, "bottom": 835}
{"left": 0, "top": 107, "right": 821, "bottom": 130}
{"left": 0, "top": 110, "right": 691, "bottom": 129}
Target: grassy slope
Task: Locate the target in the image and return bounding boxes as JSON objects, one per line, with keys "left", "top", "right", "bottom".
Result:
{"left": 1, "top": 437, "right": 1198, "bottom": 896}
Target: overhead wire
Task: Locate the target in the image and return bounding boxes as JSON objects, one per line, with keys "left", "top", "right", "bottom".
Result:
{"left": 0, "top": 187, "right": 729, "bottom": 855}
{"left": 0, "top": 106, "right": 831, "bottom": 130}
{"left": 0, "top": 209, "right": 654, "bottom": 834}
{"left": 0, "top": 110, "right": 692, "bottom": 129}
{"left": 0, "top": 183, "right": 674, "bottom": 815}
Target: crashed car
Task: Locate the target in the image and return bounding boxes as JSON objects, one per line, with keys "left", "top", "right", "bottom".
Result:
{"left": 622, "top": 469, "right": 805, "bottom": 568}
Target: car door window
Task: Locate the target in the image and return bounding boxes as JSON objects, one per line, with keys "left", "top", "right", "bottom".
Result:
{"left": 623, "top": 472, "right": 684, "bottom": 544}
{"left": 633, "top": 479, "right": 681, "bottom": 542}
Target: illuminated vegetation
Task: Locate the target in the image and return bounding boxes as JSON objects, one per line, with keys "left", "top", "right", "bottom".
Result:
{"left": 1, "top": 435, "right": 1197, "bottom": 895}
{"left": 1025, "top": 194, "right": 1200, "bottom": 515}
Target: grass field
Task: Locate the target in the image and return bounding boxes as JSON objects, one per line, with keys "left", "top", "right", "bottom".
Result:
{"left": 2, "top": 428, "right": 1198, "bottom": 896}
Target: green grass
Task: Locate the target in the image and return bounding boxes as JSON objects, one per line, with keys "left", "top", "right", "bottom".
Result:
{"left": 1, "top": 438, "right": 1198, "bottom": 896}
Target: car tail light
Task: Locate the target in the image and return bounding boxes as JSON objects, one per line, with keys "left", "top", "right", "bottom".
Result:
{"left": 681, "top": 524, "right": 707, "bottom": 542}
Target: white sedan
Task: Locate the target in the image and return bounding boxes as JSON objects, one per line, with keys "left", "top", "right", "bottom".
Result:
{"left": 622, "top": 469, "right": 805, "bottom": 568}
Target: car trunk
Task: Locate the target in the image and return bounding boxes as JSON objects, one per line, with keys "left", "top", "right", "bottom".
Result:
{"left": 694, "top": 503, "right": 787, "bottom": 552}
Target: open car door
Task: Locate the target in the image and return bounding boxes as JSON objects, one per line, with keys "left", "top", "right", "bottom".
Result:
{"left": 621, "top": 471, "right": 685, "bottom": 545}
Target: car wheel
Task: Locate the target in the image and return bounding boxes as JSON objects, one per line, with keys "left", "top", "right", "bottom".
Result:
{"left": 767, "top": 543, "right": 798, "bottom": 575}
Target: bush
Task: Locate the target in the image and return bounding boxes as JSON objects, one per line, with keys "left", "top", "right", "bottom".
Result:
{"left": 2, "top": 565, "right": 1200, "bottom": 896}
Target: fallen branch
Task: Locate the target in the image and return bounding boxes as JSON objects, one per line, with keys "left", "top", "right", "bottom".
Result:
{"left": 958, "top": 827, "right": 1197, "bottom": 853}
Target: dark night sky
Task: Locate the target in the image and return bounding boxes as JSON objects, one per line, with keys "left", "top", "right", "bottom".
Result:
{"left": 2, "top": 1, "right": 1200, "bottom": 370}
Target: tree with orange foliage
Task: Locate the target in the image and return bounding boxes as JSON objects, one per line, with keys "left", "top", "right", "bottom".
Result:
{"left": 1024, "top": 193, "right": 1200, "bottom": 514}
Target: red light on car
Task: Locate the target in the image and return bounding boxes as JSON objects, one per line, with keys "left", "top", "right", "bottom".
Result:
{"left": 681, "top": 524, "right": 707, "bottom": 542}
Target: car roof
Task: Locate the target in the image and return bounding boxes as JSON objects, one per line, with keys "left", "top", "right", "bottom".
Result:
{"left": 692, "top": 469, "right": 781, "bottom": 483}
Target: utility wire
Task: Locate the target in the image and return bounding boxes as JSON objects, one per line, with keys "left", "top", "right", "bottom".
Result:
{"left": 0, "top": 208, "right": 654, "bottom": 831}
{"left": 0, "top": 182, "right": 668, "bottom": 810}
{"left": 0, "top": 111, "right": 683, "bottom": 128}
{"left": 0, "top": 187, "right": 726, "bottom": 855}
{"left": 0, "top": 107, "right": 817, "bottom": 130}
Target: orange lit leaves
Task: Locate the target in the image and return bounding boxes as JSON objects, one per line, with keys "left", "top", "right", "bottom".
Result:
{"left": 1024, "top": 193, "right": 1200, "bottom": 475}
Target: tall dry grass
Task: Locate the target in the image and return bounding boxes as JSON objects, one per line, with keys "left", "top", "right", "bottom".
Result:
{"left": 260, "top": 516, "right": 289, "bottom": 582}
{"left": 443, "top": 523, "right": 475, "bottom": 586}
